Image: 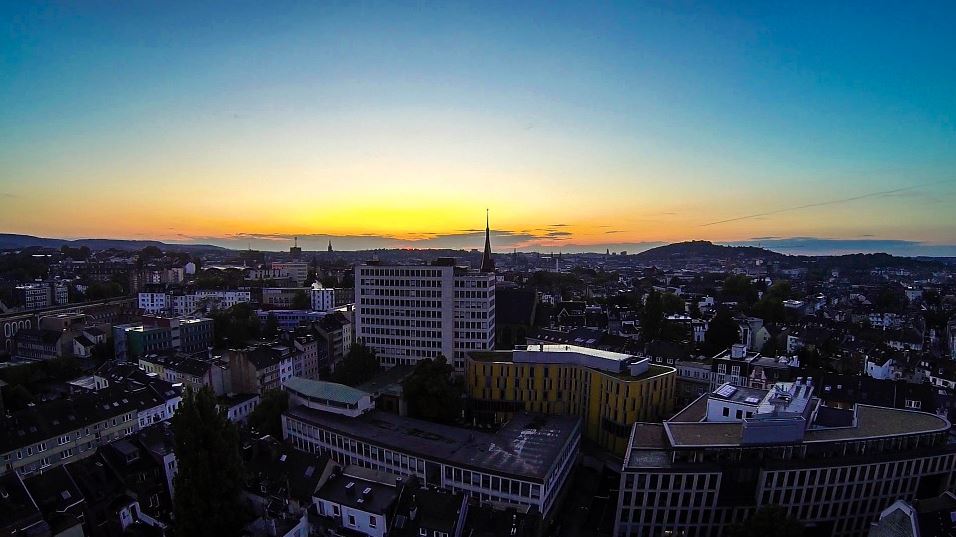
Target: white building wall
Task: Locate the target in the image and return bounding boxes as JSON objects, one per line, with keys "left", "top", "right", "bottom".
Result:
{"left": 354, "top": 264, "right": 494, "bottom": 372}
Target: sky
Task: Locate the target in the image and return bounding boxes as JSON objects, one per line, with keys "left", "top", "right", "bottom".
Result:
{"left": 1, "top": 1, "right": 955, "bottom": 255}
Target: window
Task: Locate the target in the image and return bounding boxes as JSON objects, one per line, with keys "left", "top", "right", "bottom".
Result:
{"left": 369, "top": 515, "right": 377, "bottom": 528}
{"left": 419, "top": 530, "right": 427, "bottom": 537}
{"left": 722, "top": 407, "right": 730, "bottom": 417}
{"left": 332, "top": 504, "right": 340, "bottom": 516}
{"left": 348, "top": 514, "right": 356, "bottom": 527}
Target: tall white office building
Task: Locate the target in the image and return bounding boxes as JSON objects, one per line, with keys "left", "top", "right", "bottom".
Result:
{"left": 354, "top": 216, "right": 496, "bottom": 371}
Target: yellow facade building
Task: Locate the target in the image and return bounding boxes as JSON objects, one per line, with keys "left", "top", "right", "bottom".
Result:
{"left": 466, "top": 344, "right": 676, "bottom": 456}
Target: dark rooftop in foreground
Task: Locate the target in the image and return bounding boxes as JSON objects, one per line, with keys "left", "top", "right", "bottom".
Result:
{"left": 316, "top": 465, "right": 404, "bottom": 516}
{"left": 285, "top": 407, "right": 580, "bottom": 481}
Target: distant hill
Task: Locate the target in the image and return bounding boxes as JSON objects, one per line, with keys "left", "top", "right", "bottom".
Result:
{"left": 634, "top": 241, "right": 785, "bottom": 261}
{"left": 0, "top": 234, "right": 227, "bottom": 253}
{"left": 633, "top": 240, "right": 947, "bottom": 270}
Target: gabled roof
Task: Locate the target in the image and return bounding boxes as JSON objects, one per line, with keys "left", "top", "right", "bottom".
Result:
{"left": 243, "top": 436, "right": 332, "bottom": 503}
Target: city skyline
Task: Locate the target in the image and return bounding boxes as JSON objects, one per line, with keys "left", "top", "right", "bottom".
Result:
{"left": 2, "top": 2, "right": 955, "bottom": 255}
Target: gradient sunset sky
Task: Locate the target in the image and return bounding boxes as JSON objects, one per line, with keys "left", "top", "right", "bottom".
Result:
{"left": 2, "top": 2, "right": 955, "bottom": 254}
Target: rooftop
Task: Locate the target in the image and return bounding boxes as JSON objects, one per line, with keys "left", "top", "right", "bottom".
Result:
{"left": 470, "top": 346, "right": 674, "bottom": 381}
{"left": 658, "top": 401, "right": 949, "bottom": 450}
{"left": 357, "top": 365, "right": 416, "bottom": 397}
{"left": 315, "top": 465, "right": 404, "bottom": 515}
{"left": 286, "top": 408, "right": 580, "bottom": 481}
{"left": 284, "top": 377, "right": 370, "bottom": 405}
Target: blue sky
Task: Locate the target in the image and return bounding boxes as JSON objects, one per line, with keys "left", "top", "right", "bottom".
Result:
{"left": 1, "top": 1, "right": 954, "bottom": 254}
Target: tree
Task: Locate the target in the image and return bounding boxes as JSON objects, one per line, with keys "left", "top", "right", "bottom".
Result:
{"left": 726, "top": 505, "right": 803, "bottom": 537}
{"left": 704, "top": 308, "right": 740, "bottom": 355}
{"left": 211, "top": 303, "right": 261, "bottom": 346}
{"left": 641, "top": 290, "right": 664, "bottom": 340}
{"left": 3, "top": 384, "right": 35, "bottom": 411}
{"left": 91, "top": 339, "right": 113, "bottom": 361}
{"left": 331, "top": 343, "right": 380, "bottom": 386}
{"left": 661, "top": 292, "right": 686, "bottom": 315}
{"left": 139, "top": 245, "right": 163, "bottom": 259}
{"left": 292, "top": 290, "right": 311, "bottom": 310}
{"left": 403, "top": 356, "right": 461, "bottom": 424}
{"left": 60, "top": 245, "right": 90, "bottom": 260}
{"left": 248, "top": 389, "right": 289, "bottom": 437}
{"left": 721, "top": 274, "right": 758, "bottom": 305}
{"left": 263, "top": 313, "right": 280, "bottom": 338}
{"left": 171, "top": 387, "right": 246, "bottom": 537}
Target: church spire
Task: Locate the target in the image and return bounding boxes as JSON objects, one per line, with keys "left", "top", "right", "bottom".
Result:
{"left": 480, "top": 209, "right": 495, "bottom": 273}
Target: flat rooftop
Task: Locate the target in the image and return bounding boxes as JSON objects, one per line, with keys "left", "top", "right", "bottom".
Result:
{"left": 470, "top": 348, "right": 673, "bottom": 381}
{"left": 516, "top": 344, "right": 635, "bottom": 363}
{"left": 285, "top": 407, "right": 580, "bottom": 481}
{"left": 659, "top": 402, "right": 949, "bottom": 449}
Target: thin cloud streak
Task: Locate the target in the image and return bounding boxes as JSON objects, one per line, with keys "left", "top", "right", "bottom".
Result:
{"left": 701, "top": 179, "right": 955, "bottom": 227}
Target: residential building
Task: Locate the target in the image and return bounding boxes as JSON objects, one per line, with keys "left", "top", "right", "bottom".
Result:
{"left": 113, "top": 316, "right": 213, "bottom": 361}
{"left": 314, "top": 311, "right": 353, "bottom": 370}
{"left": 281, "top": 330, "right": 321, "bottom": 380}
{"left": 0, "top": 472, "right": 48, "bottom": 535}
{"left": 271, "top": 262, "right": 309, "bottom": 286}
{"left": 257, "top": 309, "right": 326, "bottom": 330}
{"left": 0, "top": 381, "right": 180, "bottom": 477}
{"left": 138, "top": 290, "right": 251, "bottom": 316}
{"left": 12, "top": 328, "right": 66, "bottom": 361}
{"left": 226, "top": 343, "right": 295, "bottom": 394}
{"left": 310, "top": 284, "right": 336, "bottom": 312}
{"left": 219, "top": 393, "right": 260, "bottom": 424}
{"left": 262, "top": 287, "right": 310, "bottom": 309}
{"left": 355, "top": 258, "right": 495, "bottom": 372}
{"left": 674, "top": 358, "right": 712, "bottom": 408}
{"left": 242, "top": 435, "right": 334, "bottom": 536}
{"left": 709, "top": 343, "right": 799, "bottom": 390}
{"left": 314, "top": 465, "right": 405, "bottom": 537}
{"left": 465, "top": 344, "right": 676, "bottom": 456}
{"left": 615, "top": 379, "right": 955, "bottom": 537}
{"left": 139, "top": 351, "right": 229, "bottom": 395}
{"left": 13, "top": 282, "right": 68, "bottom": 310}
{"left": 392, "top": 485, "right": 469, "bottom": 537}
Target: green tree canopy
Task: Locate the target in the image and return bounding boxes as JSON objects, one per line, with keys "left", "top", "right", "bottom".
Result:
{"left": 292, "top": 290, "right": 311, "bottom": 310}
{"left": 641, "top": 290, "right": 665, "bottom": 340}
{"left": 403, "top": 356, "right": 462, "bottom": 424}
{"left": 721, "top": 274, "right": 758, "bottom": 305}
{"left": 263, "top": 313, "right": 280, "bottom": 339}
{"left": 211, "top": 303, "right": 261, "bottom": 346}
{"left": 331, "top": 343, "right": 380, "bottom": 386}
{"left": 661, "top": 292, "right": 686, "bottom": 315}
{"left": 248, "top": 389, "right": 289, "bottom": 438}
{"left": 704, "top": 308, "right": 740, "bottom": 356}
{"left": 171, "top": 387, "right": 247, "bottom": 537}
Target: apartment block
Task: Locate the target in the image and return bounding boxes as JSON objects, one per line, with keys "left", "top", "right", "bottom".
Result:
{"left": 355, "top": 259, "right": 495, "bottom": 372}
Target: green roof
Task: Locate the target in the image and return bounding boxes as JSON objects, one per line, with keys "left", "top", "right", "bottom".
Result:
{"left": 284, "top": 377, "right": 369, "bottom": 405}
